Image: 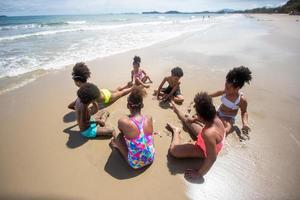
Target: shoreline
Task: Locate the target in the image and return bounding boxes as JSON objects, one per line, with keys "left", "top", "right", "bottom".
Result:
{"left": 0, "top": 14, "right": 300, "bottom": 200}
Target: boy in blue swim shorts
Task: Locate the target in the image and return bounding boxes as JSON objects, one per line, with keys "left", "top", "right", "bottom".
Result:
{"left": 76, "top": 83, "right": 115, "bottom": 138}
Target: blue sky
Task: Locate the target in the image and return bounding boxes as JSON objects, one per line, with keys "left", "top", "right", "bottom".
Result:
{"left": 0, "top": 0, "right": 287, "bottom": 16}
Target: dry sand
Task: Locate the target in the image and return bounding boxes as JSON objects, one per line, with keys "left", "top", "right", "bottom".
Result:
{"left": 0, "top": 14, "right": 300, "bottom": 200}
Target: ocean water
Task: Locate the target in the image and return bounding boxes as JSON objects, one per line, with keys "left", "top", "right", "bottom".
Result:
{"left": 0, "top": 14, "right": 222, "bottom": 93}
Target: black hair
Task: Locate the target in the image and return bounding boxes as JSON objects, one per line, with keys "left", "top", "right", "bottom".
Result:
{"left": 77, "top": 83, "right": 100, "bottom": 104}
{"left": 72, "top": 62, "right": 91, "bottom": 83}
{"left": 128, "top": 86, "right": 147, "bottom": 110}
{"left": 171, "top": 67, "right": 184, "bottom": 78}
{"left": 133, "top": 56, "right": 141, "bottom": 66}
{"left": 226, "top": 66, "right": 252, "bottom": 88}
{"left": 194, "top": 92, "right": 216, "bottom": 123}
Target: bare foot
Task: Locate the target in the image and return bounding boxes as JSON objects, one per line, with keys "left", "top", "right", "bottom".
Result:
{"left": 110, "top": 138, "right": 121, "bottom": 150}
{"left": 112, "top": 130, "right": 118, "bottom": 139}
{"left": 166, "top": 123, "right": 181, "bottom": 135}
{"left": 100, "top": 110, "right": 110, "bottom": 122}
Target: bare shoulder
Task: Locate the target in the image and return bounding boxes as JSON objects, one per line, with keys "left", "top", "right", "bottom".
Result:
{"left": 118, "top": 116, "right": 130, "bottom": 126}
{"left": 145, "top": 114, "right": 153, "bottom": 122}
{"left": 202, "top": 127, "right": 218, "bottom": 142}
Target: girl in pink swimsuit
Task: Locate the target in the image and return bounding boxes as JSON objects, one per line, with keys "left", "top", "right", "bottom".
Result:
{"left": 130, "top": 56, "right": 152, "bottom": 88}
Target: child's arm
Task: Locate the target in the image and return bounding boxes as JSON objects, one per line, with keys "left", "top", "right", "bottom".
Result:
{"left": 142, "top": 70, "right": 153, "bottom": 83}
{"left": 209, "top": 90, "right": 225, "bottom": 98}
{"left": 130, "top": 71, "right": 134, "bottom": 84}
{"left": 185, "top": 132, "right": 217, "bottom": 179}
{"left": 135, "top": 77, "right": 150, "bottom": 88}
{"left": 196, "top": 133, "right": 217, "bottom": 175}
{"left": 162, "top": 82, "right": 180, "bottom": 101}
{"left": 68, "top": 100, "right": 76, "bottom": 110}
{"left": 79, "top": 104, "right": 90, "bottom": 131}
{"left": 157, "top": 77, "right": 167, "bottom": 100}
{"left": 89, "top": 101, "right": 99, "bottom": 115}
{"left": 240, "top": 96, "right": 250, "bottom": 135}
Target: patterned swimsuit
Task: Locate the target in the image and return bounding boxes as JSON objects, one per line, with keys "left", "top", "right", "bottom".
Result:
{"left": 124, "top": 115, "right": 155, "bottom": 169}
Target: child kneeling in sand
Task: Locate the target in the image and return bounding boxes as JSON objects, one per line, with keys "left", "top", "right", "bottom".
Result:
{"left": 209, "top": 66, "right": 252, "bottom": 137}
{"left": 130, "top": 56, "right": 152, "bottom": 88}
{"left": 68, "top": 62, "right": 134, "bottom": 110}
{"left": 167, "top": 93, "right": 225, "bottom": 180}
{"left": 111, "top": 87, "right": 155, "bottom": 169}
{"left": 76, "top": 83, "right": 115, "bottom": 138}
{"left": 154, "top": 66, "right": 184, "bottom": 104}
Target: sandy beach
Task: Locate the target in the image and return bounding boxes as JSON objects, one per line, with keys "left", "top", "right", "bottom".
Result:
{"left": 0, "top": 14, "right": 300, "bottom": 200}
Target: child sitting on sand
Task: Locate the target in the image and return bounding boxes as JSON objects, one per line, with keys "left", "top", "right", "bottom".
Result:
{"left": 166, "top": 93, "right": 225, "bottom": 180}
{"left": 209, "top": 66, "right": 252, "bottom": 136}
{"left": 76, "top": 83, "right": 115, "bottom": 138}
{"left": 111, "top": 87, "right": 155, "bottom": 169}
{"left": 154, "top": 66, "right": 184, "bottom": 104}
{"left": 68, "top": 62, "right": 134, "bottom": 110}
{"left": 130, "top": 56, "right": 152, "bottom": 88}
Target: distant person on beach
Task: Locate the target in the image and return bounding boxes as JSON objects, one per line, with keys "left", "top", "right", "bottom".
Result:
{"left": 75, "top": 83, "right": 115, "bottom": 138}
{"left": 166, "top": 93, "right": 225, "bottom": 180}
{"left": 154, "top": 66, "right": 184, "bottom": 104}
{"left": 68, "top": 62, "right": 133, "bottom": 110}
{"left": 130, "top": 56, "right": 153, "bottom": 88}
{"left": 209, "top": 66, "right": 252, "bottom": 136}
{"left": 111, "top": 87, "right": 155, "bottom": 169}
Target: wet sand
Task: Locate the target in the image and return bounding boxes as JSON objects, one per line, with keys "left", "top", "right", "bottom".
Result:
{"left": 0, "top": 14, "right": 300, "bottom": 200}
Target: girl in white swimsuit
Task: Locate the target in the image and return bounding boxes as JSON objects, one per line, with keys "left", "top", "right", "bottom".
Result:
{"left": 209, "top": 66, "right": 252, "bottom": 136}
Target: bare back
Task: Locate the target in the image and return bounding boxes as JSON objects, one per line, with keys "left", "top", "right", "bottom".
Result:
{"left": 118, "top": 114, "right": 153, "bottom": 139}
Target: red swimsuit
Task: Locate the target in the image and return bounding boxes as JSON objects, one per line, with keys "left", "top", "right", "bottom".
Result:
{"left": 195, "top": 127, "right": 225, "bottom": 158}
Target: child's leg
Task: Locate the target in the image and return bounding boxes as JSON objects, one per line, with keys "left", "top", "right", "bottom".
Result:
{"left": 171, "top": 101, "right": 203, "bottom": 138}
{"left": 109, "top": 87, "right": 133, "bottom": 105}
{"left": 116, "top": 82, "right": 133, "bottom": 91}
{"left": 111, "top": 132, "right": 128, "bottom": 162}
{"left": 94, "top": 110, "right": 110, "bottom": 127}
{"left": 166, "top": 123, "right": 202, "bottom": 158}
{"left": 142, "top": 76, "right": 152, "bottom": 83}
{"left": 96, "top": 125, "right": 115, "bottom": 136}
{"left": 222, "top": 119, "right": 233, "bottom": 135}
{"left": 153, "top": 89, "right": 165, "bottom": 97}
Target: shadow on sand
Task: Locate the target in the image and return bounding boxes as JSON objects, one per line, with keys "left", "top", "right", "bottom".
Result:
{"left": 63, "top": 124, "right": 88, "bottom": 148}
{"left": 104, "top": 133, "right": 149, "bottom": 180}
{"left": 63, "top": 111, "right": 76, "bottom": 123}
{"left": 63, "top": 124, "right": 113, "bottom": 149}
{"left": 104, "top": 148, "right": 149, "bottom": 180}
{"left": 166, "top": 153, "right": 205, "bottom": 184}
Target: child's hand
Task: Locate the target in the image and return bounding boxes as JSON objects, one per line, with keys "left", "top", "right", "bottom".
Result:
{"left": 186, "top": 116, "right": 196, "bottom": 123}
{"left": 242, "top": 125, "right": 251, "bottom": 140}
{"left": 242, "top": 125, "right": 251, "bottom": 135}
{"left": 95, "top": 119, "right": 105, "bottom": 127}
